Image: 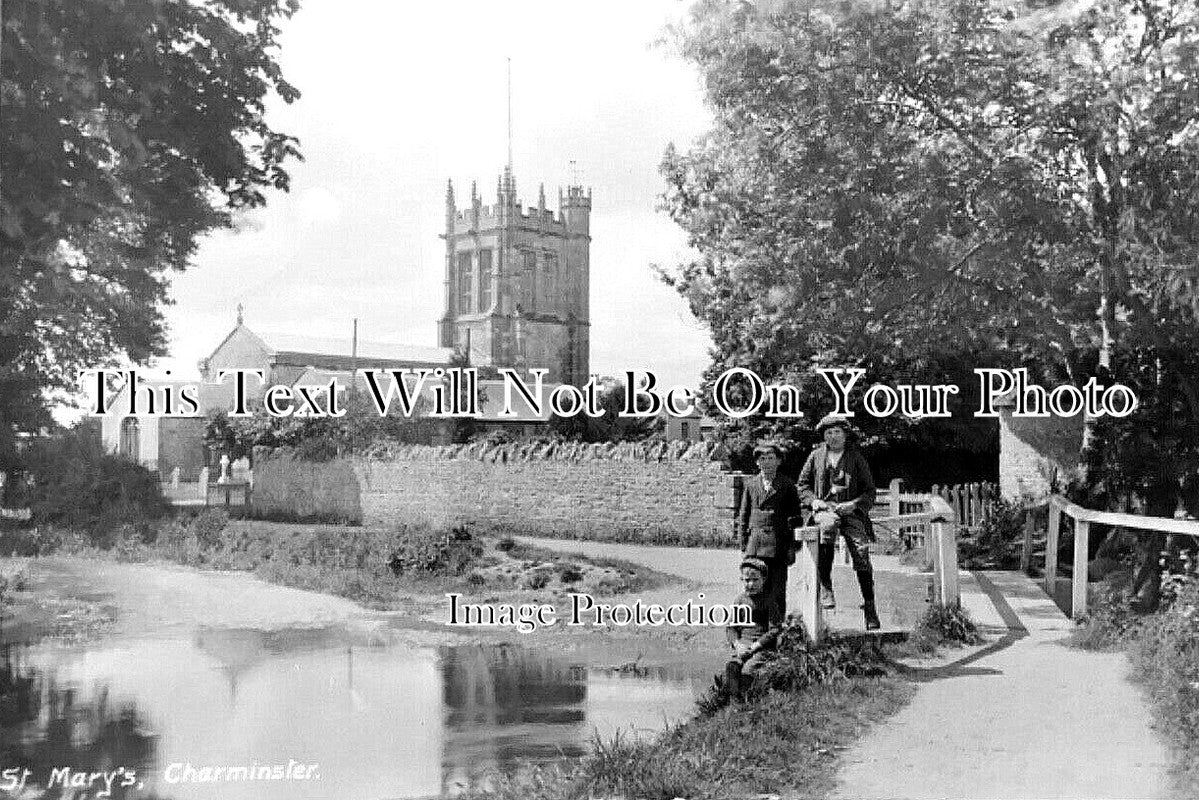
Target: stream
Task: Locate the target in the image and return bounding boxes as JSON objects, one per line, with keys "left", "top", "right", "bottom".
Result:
{"left": 0, "top": 559, "right": 717, "bottom": 799}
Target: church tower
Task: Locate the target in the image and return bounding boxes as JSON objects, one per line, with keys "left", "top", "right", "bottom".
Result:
{"left": 438, "top": 167, "right": 591, "bottom": 385}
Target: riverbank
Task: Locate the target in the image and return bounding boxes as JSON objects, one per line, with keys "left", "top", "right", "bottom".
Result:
{"left": 463, "top": 669, "right": 915, "bottom": 800}
{"left": 0, "top": 511, "right": 698, "bottom": 644}
{"left": 5, "top": 515, "right": 1002, "bottom": 799}
{"left": 1, "top": 557, "right": 117, "bottom": 643}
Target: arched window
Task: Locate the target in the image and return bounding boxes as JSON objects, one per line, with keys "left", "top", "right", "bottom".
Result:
{"left": 541, "top": 253, "right": 558, "bottom": 311}
{"left": 477, "top": 249, "right": 493, "bottom": 311}
{"left": 523, "top": 250, "right": 537, "bottom": 311}
{"left": 119, "top": 417, "right": 140, "bottom": 459}
{"left": 457, "top": 251, "right": 473, "bottom": 313}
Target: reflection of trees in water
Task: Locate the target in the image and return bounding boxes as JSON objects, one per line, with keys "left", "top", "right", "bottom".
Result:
{"left": 0, "top": 645, "right": 167, "bottom": 800}
{"left": 439, "top": 644, "right": 588, "bottom": 795}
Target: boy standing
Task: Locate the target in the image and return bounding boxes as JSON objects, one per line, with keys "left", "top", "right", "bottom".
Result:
{"left": 736, "top": 441, "right": 801, "bottom": 619}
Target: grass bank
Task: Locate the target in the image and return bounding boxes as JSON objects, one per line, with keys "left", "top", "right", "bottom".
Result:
{"left": 481, "top": 520, "right": 735, "bottom": 549}
{"left": 1073, "top": 567, "right": 1199, "bottom": 794}
{"left": 463, "top": 630, "right": 915, "bottom": 800}
{"left": 0, "top": 511, "right": 668, "bottom": 610}
{"left": 452, "top": 604, "right": 977, "bottom": 799}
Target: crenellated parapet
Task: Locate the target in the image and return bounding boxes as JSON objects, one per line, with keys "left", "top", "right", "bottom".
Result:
{"left": 446, "top": 174, "right": 590, "bottom": 236}
{"left": 439, "top": 168, "right": 591, "bottom": 385}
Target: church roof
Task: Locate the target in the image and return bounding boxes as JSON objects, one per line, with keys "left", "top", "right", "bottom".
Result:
{"left": 259, "top": 331, "right": 453, "bottom": 366}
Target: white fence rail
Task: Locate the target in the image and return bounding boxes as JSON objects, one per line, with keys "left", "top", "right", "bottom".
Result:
{"left": 1046, "top": 495, "right": 1199, "bottom": 616}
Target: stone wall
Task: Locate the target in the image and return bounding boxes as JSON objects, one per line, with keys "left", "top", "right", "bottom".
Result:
{"left": 252, "top": 449, "right": 363, "bottom": 522}
{"left": 252, "top": 441, "right": 733, "bottom": 540}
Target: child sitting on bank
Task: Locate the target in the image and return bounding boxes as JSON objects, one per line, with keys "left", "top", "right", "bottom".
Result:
{"left": 723, "top": 557, "right": 783, "bottom": 697}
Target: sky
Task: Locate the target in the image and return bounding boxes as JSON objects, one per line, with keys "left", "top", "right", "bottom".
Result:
{"left": 152, "top": 0, "right": 715, "bottom": 394}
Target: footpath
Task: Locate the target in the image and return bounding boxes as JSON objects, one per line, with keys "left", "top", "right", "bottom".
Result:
{"left": 517, "top": 536, "right": 1176, "bottom": 800}
{"left": 834, "top": 569, "right": 1174, "bottom": 800}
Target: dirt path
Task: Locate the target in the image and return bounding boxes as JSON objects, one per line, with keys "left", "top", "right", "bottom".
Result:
{"left": 514, "top": 536, "right": 931, "bottom": 631}
{"left": 517, "top": 539, "right": 1177, "bottom": 798}
{"left": 833, "top": 570, "right": 1175, "bottom": 800}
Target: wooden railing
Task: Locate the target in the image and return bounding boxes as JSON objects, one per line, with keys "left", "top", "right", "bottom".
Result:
{"left": 929, "top": 482, "right": 998, "bottom": 528}
{"left": 793, "top": 495, "right": 960, "bottom": 642}
{"left": 877, "top": 480, "right": 997, "bottom": 530}
{"left": 1045, "top": 496, "right": 1199, "bottom": 616}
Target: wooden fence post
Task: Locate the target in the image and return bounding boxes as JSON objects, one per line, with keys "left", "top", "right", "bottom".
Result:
{"left": 928, "top": 496, "right": 959, "bottom": 607}
{"left": 1044, "top": 500, "right": 1061, "bottom": 597}
{"left": 795, "top": 528, "right": 824, "bottom": 643}
{"left": 935, "top": 520, "right": 961, "bottom": 607}
{"left": 1072, "top": 519, "right": 1090, "bottom": 618}
{"left": 730, "top": 473, "right": 745, "bottom": 541}
{"left": 923, "top": 520, "right": 936, "bottom": 569}
{"left": 1020, "top": 510, "right": 1035, "bottom": 574}
{"left": 889, "top": 478, "right": 901, "bottom": 516}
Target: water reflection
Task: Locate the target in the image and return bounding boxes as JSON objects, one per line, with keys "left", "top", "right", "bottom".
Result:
{"left": 1, "top": 646, "right": 162, "bottom": 800}
{"left": 440, "top": 644, "right": 589, "bottom": 793}
{"left": 0, "top": 633, "right": 703, "bottom": 799}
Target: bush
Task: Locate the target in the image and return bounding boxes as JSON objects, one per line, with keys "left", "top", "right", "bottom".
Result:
{"left": 521, "top": 567, "right": 553, "bottom": 590}
{"left": 386, "top": 527, "right": 482, "bottom": 576}
{"left": 1074, "top": 563, "right": 1199, "bottom": 792}
{"left": 697, "top": 625, "right": 891, "bottom": 715}
{"left": 21, "top": 428, "right": 167, "bottom": 537}
{"left": 958, "top": 499, "right": 1026, "bottom": 569}
{"left": 189, "top": 508, "right": 231, "bottom": 548}
{"left": 0, "top": 526, "right": 44, "bottom": 556}
{"left": 0, "top": 565, "right": 29, "bottom": 607}
{"left": 556, "top": 563, "right": 584, "bottom": 584}
{"left": 752, "top": 627, "right": 891, "bottom": 694}
{"left": 1129, "top": 565, "right": 1199, "bottom": 789}
{"left": 909, "top": 602, "right": 982, "bottom": 653}
{"left": 1073, "top": 582, "right": 1142, "bottom": 651}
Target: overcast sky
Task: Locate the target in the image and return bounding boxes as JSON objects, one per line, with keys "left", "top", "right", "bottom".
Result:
{"left": 152, "top": 0, "right": 714, "bottom": 393}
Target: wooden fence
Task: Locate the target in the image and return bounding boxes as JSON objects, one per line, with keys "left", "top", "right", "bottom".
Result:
{"left": 727, "top": 472, "right": 965, "bottom": 640}
{"left": 731, "top": 474, "right": 989, "bottom": 572}
{"left": 928, "top": 482, "right": 998, "bottom": 528}
{"left": 794, "top": 494, "right": 960, "bottom": 642}
{"left": 1042, "top": 495, "right": 1199, "bottom": 617}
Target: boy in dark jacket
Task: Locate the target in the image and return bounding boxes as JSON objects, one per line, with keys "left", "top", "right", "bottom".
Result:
{"left": 798, "top": 414, "right": 880, "bottom": 630}
{"left": 736, "top": 441, "right": 802, "bottom": 619}
{"left": 724, "top": 557, "right": 782, "bottom": 697}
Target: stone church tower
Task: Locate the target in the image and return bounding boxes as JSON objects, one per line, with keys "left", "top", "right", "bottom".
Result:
{"left": 438, "top": 167, "right": 591, "bottom": 385}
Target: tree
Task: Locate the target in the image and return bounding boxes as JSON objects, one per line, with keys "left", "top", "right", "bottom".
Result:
{"left": 1, "top": 0, "right": 302, "bottom": 468}
{"left": 548, "top": 378, "right": 662, "bottom": 442}
{"left": 662, "top": 0, "right": 1199, "bottom": 492}
{"left": 203, "top": 392, "right": 439, "bottom": 463}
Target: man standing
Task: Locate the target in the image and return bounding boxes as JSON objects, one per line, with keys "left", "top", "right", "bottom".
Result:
{"left": 736, "top": 442, "right": 801, "bottom": 619}
{"left": 798, "top": 414, "right": 880, "bottom": 630}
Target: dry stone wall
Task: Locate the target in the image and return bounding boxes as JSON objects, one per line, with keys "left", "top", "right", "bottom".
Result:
{"left": 252, "top": 450, "right": 363, "bottom": 523}
{"left": 253, "top": 441, "right": 735, "bottom": 542}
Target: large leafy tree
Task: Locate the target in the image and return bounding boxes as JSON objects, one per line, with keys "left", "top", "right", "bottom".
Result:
{"left": 662, "top": 0, "right": 1199, "bottom": 496}
{"left": 1, "top": 0, "right": 302, "bottom": 468}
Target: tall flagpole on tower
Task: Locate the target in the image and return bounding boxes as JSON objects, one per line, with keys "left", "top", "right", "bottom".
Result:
{"left": 506, "top": 57, "right": 513, "bottom": 174}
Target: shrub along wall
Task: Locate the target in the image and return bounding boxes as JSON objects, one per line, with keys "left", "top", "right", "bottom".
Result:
{"left": 252, "top": 441, "right": 735, "bottom": 544}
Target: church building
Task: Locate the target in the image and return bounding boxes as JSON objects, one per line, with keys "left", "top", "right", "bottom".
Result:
{"left": 97, "top": 168, "right": 592, "bottom": 482}
{"left": 439, "top": 167, "right": 591, "bottom": 386}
